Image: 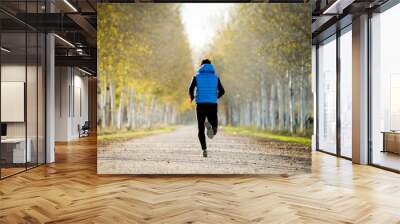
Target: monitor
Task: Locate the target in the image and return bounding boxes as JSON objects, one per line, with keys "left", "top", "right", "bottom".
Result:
{"left": 1, "top": 123, "right": 7, "bottom": 137}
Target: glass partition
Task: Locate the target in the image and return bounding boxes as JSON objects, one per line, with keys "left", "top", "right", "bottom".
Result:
{"left": 1, "top": 30, "right": 28, "bottom": 177}
{"left": 38, "top": 32, "right": 45, "bottom": 165}
{"left": 0, "top": 2, "right": 46, "bottom": 179}
{"left": 27, "top": 30, "right": 38, "bottom": 169}
{"left": 371, "top": 3, "right": 400, "bottom": 171}
{"left": 339, "top": 26, "right": 352, "bottom": 158}
{"left": 317, "top": 35, "right": 337, "bottom": 154}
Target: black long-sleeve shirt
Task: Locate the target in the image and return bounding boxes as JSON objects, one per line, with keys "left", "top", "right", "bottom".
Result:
{"left": 188, "top": 77, "right": 225, "bottom": 102}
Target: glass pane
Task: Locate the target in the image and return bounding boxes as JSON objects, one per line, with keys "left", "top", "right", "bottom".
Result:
{"left": 0, "top": 1, "right": 46, "bottom": 178}
{"left": 318, "top": 36, "right": 337, "bottom": 154}
{"left": 1, "top": 30, "right": 27, "bottom": 177}
{"left": 340, "top": 28, "right": 352, "bottom": 158}
{"left": 27, "top": 31, "right": 38, "bottom": 169}
{"left": 371, "top": 4, "right": 400, "bottom": 171}
{"left": 38, "top": 33, "right": 45, "bottom": 165}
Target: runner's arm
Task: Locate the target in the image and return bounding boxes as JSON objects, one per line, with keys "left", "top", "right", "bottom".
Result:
{"left": 217, "top": 78, "right": 225, "bottom": 99}
{"left": 189, "top": 77, "right": 196, "bottom": 102}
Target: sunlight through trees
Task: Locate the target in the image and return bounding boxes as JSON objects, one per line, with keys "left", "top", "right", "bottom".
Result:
{"left": 206, "top": 3, "right": 312, "bottom": 135}
{"left": 98, "top": 4, "right": 194, "bottom": 131}
{"left": 98, "top": 3, "right": 312, "bottom": 136}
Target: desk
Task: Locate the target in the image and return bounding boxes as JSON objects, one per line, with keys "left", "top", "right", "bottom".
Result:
{"left": 1, "top": 138, "right": 31, "bottom": 163}
{"left": 382, "top": 131, "right": 400, "bottom": 155}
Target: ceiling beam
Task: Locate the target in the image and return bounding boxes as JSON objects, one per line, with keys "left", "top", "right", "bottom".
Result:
{"left": 55, "top": 55, "right": 96, "bottom": 73}
{"left": 67, "top": 13, "right": 97, "bottom": 39}
{"left": 322, "top": 0, "right": 355, "bottom": 15}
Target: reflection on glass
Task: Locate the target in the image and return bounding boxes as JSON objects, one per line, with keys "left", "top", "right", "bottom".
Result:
{"left": 38, "top": 33, "right": 46, "bottom": 165}
{"left": 318, "top": 36, "right": 337, "bottom": 154}
{"left": 27, "top": 31, "right": 38, "bottom": 169}
{"left": 340, "top": 28, "right": 352, "bottom": 158}
{"left": 1, "top": 31, "right": 27, "bottom": 177}
{"left": 390, "top": 75, "right": 400, "bottom": 130}
{"left": 0, "top": 1, "right": 47, "bottom": 179}
{"left": 371, "top": 3, "right": 400, "bottom": 171}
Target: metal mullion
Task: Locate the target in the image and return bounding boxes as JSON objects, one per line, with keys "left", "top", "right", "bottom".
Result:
{"left": 44, "top": 0, "right": 48, "bottom": 165}
{"left": 336, "top": 29, "right": 341, "bottom": 157}
{"left": 36, "top": 0, "right": 39, "bottom": 168}
{"left": 25, "top": 0, "right": 28, "bottom": 171}
{"left": 73, "top": 68, "right": 75, "bottom": 118}
{"left": 317, "top": 149, "right": 352, "bottom": 161}
{"left": 0, "top": 23, "right": 2, "bottom": 179}
{"left": 44, "top": 33, "right": 47, "bottom": 165}
{"left": 367, "top": 11, "right": 373, "bottom": 165}
{"left": 0, "top": 168, "right": 28, "bottom": 179}
{"left": 69, "top": 69, "right": 71, "bottom": 118}
{"left": 316, "top": 45, "right": 320, "bottom": 151}
{"left": 370, "top": 164, "right": 400, "bottom": 174}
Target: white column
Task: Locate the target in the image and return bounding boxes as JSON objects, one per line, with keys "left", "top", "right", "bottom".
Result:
{"left": 45, "top": 0, "right": 55, "bottom": 163}
{"left": 46, "top": 32, "right": 55, "bottom": 163}
{"left": 352, "top": 14, "right": 369, "bottom": 164}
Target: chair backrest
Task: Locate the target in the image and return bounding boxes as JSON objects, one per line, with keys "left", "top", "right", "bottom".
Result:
{"left": 82, "top": 121, "right": 90, "bottom": 129}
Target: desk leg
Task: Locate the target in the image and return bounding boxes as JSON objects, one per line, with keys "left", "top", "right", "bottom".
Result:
{"left": 382, "top": 133, "right": 386, "bottom": 153}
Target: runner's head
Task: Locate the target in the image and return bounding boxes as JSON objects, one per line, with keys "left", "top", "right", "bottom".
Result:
{"left": 201, "top": 59, "right": 211, "bottom": 65}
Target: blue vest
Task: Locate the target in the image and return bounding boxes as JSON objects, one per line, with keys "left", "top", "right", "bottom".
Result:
{"left": 195, "top": 64, "right": 218, "bottom": 103}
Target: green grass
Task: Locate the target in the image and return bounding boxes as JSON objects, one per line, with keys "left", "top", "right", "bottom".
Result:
{"left": 98, "top": 126, "right": 176, "bottom": 142}
{"left": 223, "top": 126, "right": 311, "bottom": 146}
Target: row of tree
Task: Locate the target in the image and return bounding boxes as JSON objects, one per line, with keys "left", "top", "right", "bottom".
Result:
{"left": 97, "top": 3, "right": 313, "bottom": 136}
{"left": 97, "top": 4, "right": 194, "bottom": 131}
{"left": 205, "top": 4, "right": 313, "bottom": 135}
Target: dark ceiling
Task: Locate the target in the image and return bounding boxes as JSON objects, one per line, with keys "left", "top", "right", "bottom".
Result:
{"left": 5, "top": 0, "right": 390, "bottom": 74}
{"left": 311, "top": 0, "right": 391, "bottom": 44}
{"left": 98, "top": 0, "right": 306, "bottom": 2}
{"left": 0, "top": 0, "right": 97, "bottom": 74}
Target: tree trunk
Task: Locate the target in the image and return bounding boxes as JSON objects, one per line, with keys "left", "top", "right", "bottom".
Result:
{"left": 171, "top": 107, "right": 177, "bottom": 124}
{"left": 140, "top": 94, "right": 145, "bottom": 128}
{"left": 231, "top": 103, "right": 236, "bottom": 126}
{"left": 148, "top": 96, "right": 155, "bottom": 127}
{"left": 278, "top": 80, "right": 284, "bottom": 130}
{"left": 164, "top": 104, "right": 169, "bottom": 124}
{"left": 154, "top": 101, "right": 160, "bottom": 125}
{"left": 225, "top": 100, "right": 231, "bottom": 126}
{"left": 105, "top": 80, "right": 111, "bottom": 128}
{"left": 270, "top": 84, "right": 276, "bottom": 130}
{"left": 256, "top": 98, "right": 261, "bottom": 129}
{"left": 117, "top": 86, "right": 125, "bottom": 129}
{"left": 288, "top": 70, "right": 295, "bottom": 133}
{"left": 127, "top": 89, "right": 136, "bottom": 129}
{"left": 248, "top": 101, "right": 252, "bottom": 126}
{"left": 260, "top": 75, "right": 268, "bottom": 130}
{"left": 99, "top": 81, "right": 106, "bottom": 129}
{"left": 110, "top": 80, "right": 116, "bottom": 129}
{"left": 300, "top": 65, "right": 306, "bottom": 133}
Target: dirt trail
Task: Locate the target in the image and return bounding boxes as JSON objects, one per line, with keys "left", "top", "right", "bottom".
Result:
{"left": 98, "top": 126, "right": 311, "bottom": 175}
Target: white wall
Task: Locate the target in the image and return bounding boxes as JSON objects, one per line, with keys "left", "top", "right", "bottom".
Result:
{"left": 72, "top": 72, "right": 89, "bottom": 137}
{"left": 55, "top": 66, "right": 69, "bottom": 141}
{"left": 1, "top": 63, "right": 46, "bottom": 164}
{"left": 55, "top": 67, "right": 89, "bottom": 141}
{"left": 1, "top": 65, "right": 30, "bottom": 138}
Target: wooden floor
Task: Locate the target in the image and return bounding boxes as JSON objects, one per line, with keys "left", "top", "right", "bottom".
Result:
{"left": 372, "top": 151, "right": 400, "bottom": 171}
{"left": 1, "top": 136, "right": 400, "bottom": 223}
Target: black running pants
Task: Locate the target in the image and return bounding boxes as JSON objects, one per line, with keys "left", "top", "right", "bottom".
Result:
{"left": 196, "top": 103, "right": 218, "bottom": 150}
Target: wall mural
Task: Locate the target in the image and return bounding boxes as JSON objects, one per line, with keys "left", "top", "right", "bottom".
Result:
{"left": 97, "top": 3, "right": 312, "bottom": 174}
